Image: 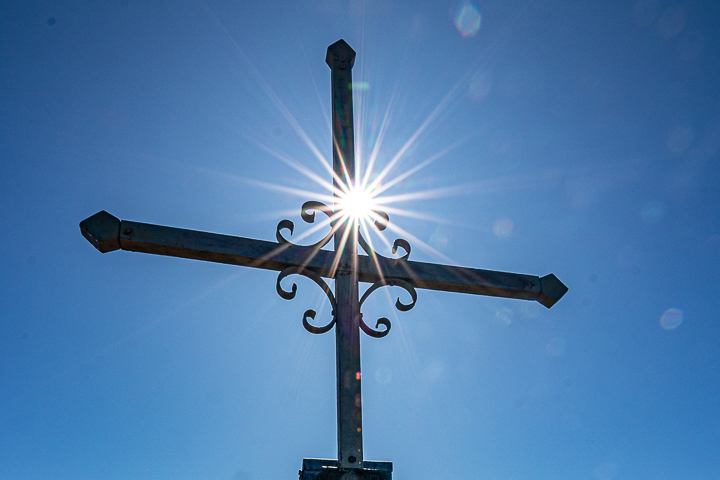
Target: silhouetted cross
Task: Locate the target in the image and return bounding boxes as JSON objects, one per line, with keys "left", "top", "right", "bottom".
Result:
{"left": 80, "top": 39, "right": 567, "bottom": 480}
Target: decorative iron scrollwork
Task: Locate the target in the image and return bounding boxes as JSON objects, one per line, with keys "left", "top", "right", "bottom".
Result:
{"left": 358, "top": 209, "right": 412, "bottom": 262}
{"left": 358, "top": 234, "right": 411, "bottom": 262}
{"left": 274, "top": 203, "right": 417, "bottom": 338}
{"left": 358, "top": 278, "right": 417, "bottom": 338}
{"left": 372, "top": 210, "right": 390, "bottom": 231}
{"left": 276, "top": 201, "right": 336, "bottom": 250}
{"left": 276, "top": 266, "right": 336, "bottom": 335}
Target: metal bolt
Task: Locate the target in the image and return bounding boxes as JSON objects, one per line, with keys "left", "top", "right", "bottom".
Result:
{"left": 348, "top": 456, "right": 356, "bottom": 463}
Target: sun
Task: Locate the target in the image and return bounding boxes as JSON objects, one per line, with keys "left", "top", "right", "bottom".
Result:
{"left": 336, "top": 185, "right": 379, "bottom": 222}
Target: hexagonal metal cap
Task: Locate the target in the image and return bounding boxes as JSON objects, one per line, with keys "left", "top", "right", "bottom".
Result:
{"left": 326, "top": 39, "right": 356, "bottom": 69}
{"left": 80, "top": 210, "right": 121, "bottom": 253}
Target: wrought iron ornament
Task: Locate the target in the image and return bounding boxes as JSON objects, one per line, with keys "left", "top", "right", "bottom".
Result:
{"left": 275, "top": 202, "right": 418, "bottom": 338}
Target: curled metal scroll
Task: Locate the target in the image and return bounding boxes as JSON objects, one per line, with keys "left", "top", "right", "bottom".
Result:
{"left": 372, "top": 210, "right": 389, "bottom": 231}
{"left": 358, "top": 209, "right": 412, "bottom": 262}
{"left": 358, "top": 278, "right": 418, "bottom": 338}
{"left": 276, "top": 201, "right": 335, "bottom": 250}
{"left": 359, "top": 235, "right": 411, "bottom": 262}
{"left": 276, "top": 266, "right": 336, "bottom": 335}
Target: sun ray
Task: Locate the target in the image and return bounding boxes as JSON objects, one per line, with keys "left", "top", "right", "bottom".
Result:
{"left": 223, "top": 174, "right": 337, "bottom": 205}
{"left": 243, "top": 63, "right": 334, "bottom": 181}
{"left": 360, "top": 80, "right": 399, "bottom": 191}
{"left": 371, "top": 137, "right": 470, "bottom": 197}
{"left": 329, "top": 216, "right": 355, "bottom": 276}
{"left": 302, "top": 46, "right": 332, "bottom": 133}
{"left": 249, "top": 140, "right": 340, "bottom": 195}
{"left": 366, "top": 80, "right": 464, "bottom": 194}
{"left": 355, "top": 7, "right": 370, "bottom": 185}
{"left": 373, "top": 182, "right": 479, "bottom": 205}
{"left": 358, "top": 219, "right": 392, "bottom": 289}
{"left": 187, "top": 164, "right": 329, "bottom": 201}
{"left": 359, "top": 214, "right": 394, "bottom": 253}
{"left": 376, "top": 217, "right": 455, "bottom": 264}
{"left": 278, "top": 211, "right": 344, "bottom": 246}
{"left": 331, "top": 139, "right": 353, "bottom": 196}
{"left": 201, "top": 6, "right": 338, "bottom": 182}
{"left": 377, "top": 167, "right": 566, "bottom": 206}
{"left": 370, "top": 205, "right": 453, "bottom": 225}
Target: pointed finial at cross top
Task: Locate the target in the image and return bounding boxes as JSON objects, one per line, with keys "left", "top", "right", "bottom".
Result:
{"left": 80, "top": 39, "right": 567, "bottom": 480}
{"left": 326, "top": 39, "right": 356, "bottom": 68}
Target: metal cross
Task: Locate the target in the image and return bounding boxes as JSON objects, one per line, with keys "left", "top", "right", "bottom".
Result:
{"left": 80, "top": 39, "right": 567, "bottom": 479}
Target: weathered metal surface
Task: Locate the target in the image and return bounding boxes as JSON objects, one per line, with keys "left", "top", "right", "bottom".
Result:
{"left": 358, "top": 256, "right": 564, "bottom": 307}
{"left": 327, "top": 39, "right": 364, "bottom": 470}
{"left": 300, "top": 459, "right": 392, "bottom": 480}
{"left": 538, "top": 273, "right": 569, "bottom": 308}
{"left": 79, "top": 210, "right": 121, "bottom": 253}
{"left": 117, "top": 218, "right": 333, "bottom": 274}
{"left": 79, "top": 212, "right": 567, "bottom": 307}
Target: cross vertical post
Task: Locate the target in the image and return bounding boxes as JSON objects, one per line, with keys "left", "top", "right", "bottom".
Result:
{"left": 327, "top": 40, "right": 363, "bottom": 470}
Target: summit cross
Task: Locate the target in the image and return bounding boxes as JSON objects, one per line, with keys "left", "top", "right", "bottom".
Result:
{"left": 80, "top": 39, "right": 567, "bottom": 480}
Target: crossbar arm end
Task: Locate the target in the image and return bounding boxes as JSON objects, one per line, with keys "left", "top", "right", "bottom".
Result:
{"left": 537, "top": 273, "right": 568, "bottom": 308}
{"left": 80, "top": 211, "right": 121, "bottom": 253}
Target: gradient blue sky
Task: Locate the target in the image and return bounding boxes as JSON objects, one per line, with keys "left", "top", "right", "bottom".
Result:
{"left": 2, "top": 1, "right": 719, "bottom": 479}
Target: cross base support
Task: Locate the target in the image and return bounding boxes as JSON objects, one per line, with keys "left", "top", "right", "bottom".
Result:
{"left": 300, "top": 459, "right": 392, "bottom": 480}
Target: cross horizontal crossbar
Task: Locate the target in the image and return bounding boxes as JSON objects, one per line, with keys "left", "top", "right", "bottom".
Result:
{"left": 81, "top": 210, "right": 567, "bottom": 308}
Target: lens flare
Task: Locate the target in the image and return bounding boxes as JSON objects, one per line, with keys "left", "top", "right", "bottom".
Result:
{"left": 493, "top": 218, "right": 514, "bottom": 238}
{"left": 660, "top": 308, "right": 683, "bottom": 329}
{"left": 351, "top": 81, "right": 370, "bottom": 91}
{"left": 666, "top": 125, "right": 694, "bottom": 154}
{"left": 495, "top": 307, "right": 513, "bottom": 325}
{"left": 375, "top": 366, "right": 392, "bottom": 384}
{"left": 454, "top": 1, "right": 482, "bottom": 38}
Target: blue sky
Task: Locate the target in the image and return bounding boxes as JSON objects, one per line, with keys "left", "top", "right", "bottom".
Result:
{"left": 2, "top": 1, "right": 719, "bottom": 479}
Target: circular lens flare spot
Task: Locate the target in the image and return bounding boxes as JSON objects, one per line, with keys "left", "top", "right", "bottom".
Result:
{"left": 375, "top": 366, "right": 392, "bottom": 384}
{"left": 493, "top": 218, "right": 514, "bottom": 238}
{"left": 660, "top": 308, "right": 683, "bottom": 329}
{"left": 666, "top": 125, "right": 694, "bottom": 154}
{"left": 495, "top": 307, "right": 513, "bottom": 325}
{"left": 454, "top": 1, "right": 482, "bottom": 37}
